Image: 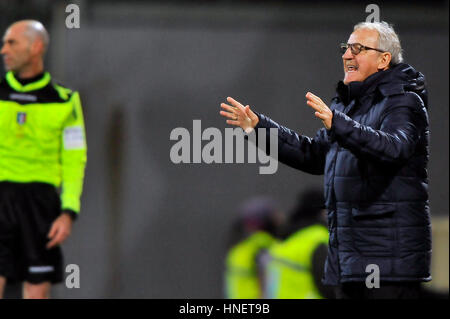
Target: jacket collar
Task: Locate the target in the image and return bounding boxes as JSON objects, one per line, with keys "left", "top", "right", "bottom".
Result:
{"left": 6, "top": 71, "right": 51, "bottom": 92}
{"left": 336, "top": 66, "right": 397, "bottom": 105}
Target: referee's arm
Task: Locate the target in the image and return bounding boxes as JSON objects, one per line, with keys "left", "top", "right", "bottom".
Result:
{"left": 47, "top": 91, "right": 87, "bottom": 249}
{"left": 60, "top": 91, "right": 88, "bottom": 219}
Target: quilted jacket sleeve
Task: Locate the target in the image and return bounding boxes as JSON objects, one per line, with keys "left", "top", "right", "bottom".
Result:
{"left": 255, "top": 113, "right": 330, "bottom": 175}
{"left": 328, "top": 92, "right": 427, "bottom": 163}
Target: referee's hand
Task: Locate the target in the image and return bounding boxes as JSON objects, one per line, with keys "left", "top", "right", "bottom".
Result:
{"left": 46, "top": 213, "right": 73, "bottom": 249}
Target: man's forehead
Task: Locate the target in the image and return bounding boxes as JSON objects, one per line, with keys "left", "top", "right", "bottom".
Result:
{"left": 2, "top": 25, "right": 26, "bottom": 41}
{"left": 348, "top": 29, "right": 379, "bottom": 46}
{"left": 2, "top": 31, "right": 11, "bottom": 43}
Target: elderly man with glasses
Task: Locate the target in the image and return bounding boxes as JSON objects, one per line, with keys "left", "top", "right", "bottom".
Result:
{"left": 220, "top": 21, "right": 431, "bottom": 299}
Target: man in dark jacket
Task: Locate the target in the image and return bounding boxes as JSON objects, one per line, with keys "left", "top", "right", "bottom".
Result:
{"left": 219, "top": 21, "right": 431, "bottom": 299}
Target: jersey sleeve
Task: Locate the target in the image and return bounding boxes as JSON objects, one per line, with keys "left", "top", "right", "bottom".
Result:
{"left": 60, "top": 91, "right": 87, "bottom": 214}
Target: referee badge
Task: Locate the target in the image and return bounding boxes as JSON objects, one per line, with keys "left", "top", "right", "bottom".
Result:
{"left": 17, "top": 112, "right": 27, "bottom": 125}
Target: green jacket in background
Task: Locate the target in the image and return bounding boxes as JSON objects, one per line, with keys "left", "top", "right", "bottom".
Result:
{"left": 264, "top": 224, "right": 329, "bottom": 299}
{"left": 225, "top": 231, "right": 278, "bottom": 299}
{"left": 0, "top": 71, "right": 87, "bottom": 214}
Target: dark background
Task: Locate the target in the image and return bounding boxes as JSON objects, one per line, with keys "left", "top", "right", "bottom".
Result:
{"left": 0, "top": 0, "right": 448, "bottom": 298}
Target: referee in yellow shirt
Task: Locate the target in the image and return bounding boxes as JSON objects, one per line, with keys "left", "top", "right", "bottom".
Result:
{"left": 0, "top": 20, "right": 87, "bottom": 299}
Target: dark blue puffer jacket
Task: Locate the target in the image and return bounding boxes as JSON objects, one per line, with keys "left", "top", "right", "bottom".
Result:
{"left": 255, "top": 63, "right": 431, "bottom": 285}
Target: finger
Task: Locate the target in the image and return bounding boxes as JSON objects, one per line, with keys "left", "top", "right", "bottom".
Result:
{"left": 315, "top": 111, "right": 327, "bottom": 120}
{"left": 244, "top": 105, "right": 252, "bottom": 116}
{"left": 220, "top": 103, "right": 238, "bottom": 113}
{"left": 243, "top": 106, "right": 254, "bottom": 121}
{"left": 221, "top": 103, "right": 245, "bottom": 117}
{"left": 307, "top": 96, "right": 326, "bottom": 112}
{"left": 307, "top": 96, "right": 324, "bottom": 109}
{"left": 245, "top": 105, "right": 258, "bottom": 122}
{"left": 47, "top": 223, "right": 57, "bottom": 239}
{"left": 47, "top": 236, "right": 62, "bottom": 249}
{"left": 46, "top": 229, "right": 61, "bottom": 249}
{"left": 226, "top": 97, "right": 246, "bottom": 113}
{"left": 46, "top": 241, "right": 56, "bottom": 249}
{"left": 220, "top": 110, "right": 238, "bottom": 120}
{"left": 226, "top": 119, "right": 241, "bottom": 126}
{"left": 50, "top": 228, "right": 69, "bottom": 248}
{"left": 307, "top": 100, "right": 322, "bottom": 112}
{"left": 306, "top": 92, "right": 323, "bottom": 103}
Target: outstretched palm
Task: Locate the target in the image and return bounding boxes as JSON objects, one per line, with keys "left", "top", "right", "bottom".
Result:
{"left": 220, "top": 97, "right": 259, "bottom": 133}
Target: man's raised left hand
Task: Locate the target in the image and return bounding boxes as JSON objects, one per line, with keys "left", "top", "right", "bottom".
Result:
{"left": 306, "top": 92, "right": 333, "bottom": 130}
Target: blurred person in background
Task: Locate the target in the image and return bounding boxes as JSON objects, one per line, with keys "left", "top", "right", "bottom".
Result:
{"left": 220, "top": 21, "right": 431, "bottom": 299}
{"left": 224, "top": 196, "right": 284, "bottom": 299}
{"left": 0, "top": 20, "right": 87, "bottom": 299}
{"left": 263, "top": 188, "right": 334, "bottom": 299}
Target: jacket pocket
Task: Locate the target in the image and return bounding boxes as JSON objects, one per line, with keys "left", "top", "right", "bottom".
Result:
{"left": 352, "top": 203, "right": 396, "bottom": 218}
{"left": 350, "top": 203, "right": 396, "bottom": 257}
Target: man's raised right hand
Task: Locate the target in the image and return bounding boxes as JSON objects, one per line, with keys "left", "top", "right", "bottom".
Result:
{"left": 220, "top": 97, "right": 259, "bottom": 133}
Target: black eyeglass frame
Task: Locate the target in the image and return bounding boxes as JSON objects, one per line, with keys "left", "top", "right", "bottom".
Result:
{"left": 340, "top": 42, "right": 385, "bottom": 55}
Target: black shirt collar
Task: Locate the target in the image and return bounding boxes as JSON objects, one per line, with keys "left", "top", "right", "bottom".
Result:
{"left": 15, "top": 72, "right": 46, "bottom": 85}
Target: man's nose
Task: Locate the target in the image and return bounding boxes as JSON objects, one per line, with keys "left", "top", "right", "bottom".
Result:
{"left": 342, "top": 47, "right": 354, "bottom": 59}
{"left": 0, "top": 44, "right": 7, "bottom": 55}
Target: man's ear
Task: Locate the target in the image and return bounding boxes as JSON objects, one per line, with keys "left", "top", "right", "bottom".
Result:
{"left": 30, "top": 39, "right": 44, "bottom": 57}
{"left": 378, "top": 52, "right": 392, "bottom": 70}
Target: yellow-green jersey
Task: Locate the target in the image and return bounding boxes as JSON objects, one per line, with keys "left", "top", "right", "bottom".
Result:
{"left": 0, "top": 71, "right": 87, "bottom": 214}
{"left": 225, "top": 231, "right": 278, "bottom": 299}
{"left": 265, "top": 224, "right": 329, "bottom": 299}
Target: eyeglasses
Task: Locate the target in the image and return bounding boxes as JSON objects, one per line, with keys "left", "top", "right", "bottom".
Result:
{"left": 340, "top": 42, "right": 385, "bottom": 55}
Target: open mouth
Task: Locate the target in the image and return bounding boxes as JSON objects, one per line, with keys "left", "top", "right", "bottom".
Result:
{"left": 346, "top": 65, "right": 358, "bottom": 72}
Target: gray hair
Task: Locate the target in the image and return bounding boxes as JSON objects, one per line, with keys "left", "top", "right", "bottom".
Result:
{"left": 354, "top": 21, "right": 403, "bottom": 65}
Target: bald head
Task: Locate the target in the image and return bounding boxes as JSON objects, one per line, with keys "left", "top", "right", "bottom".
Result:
{"left": 9, "top": 20, "right": 49, "bottom": 53}
{"left": 1, "top": 20, "right": 49, "bottom": 77}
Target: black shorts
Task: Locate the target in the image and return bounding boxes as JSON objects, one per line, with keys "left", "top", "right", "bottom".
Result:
{"left": 0, "top": 182, "right": 63, "bottom": 284}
